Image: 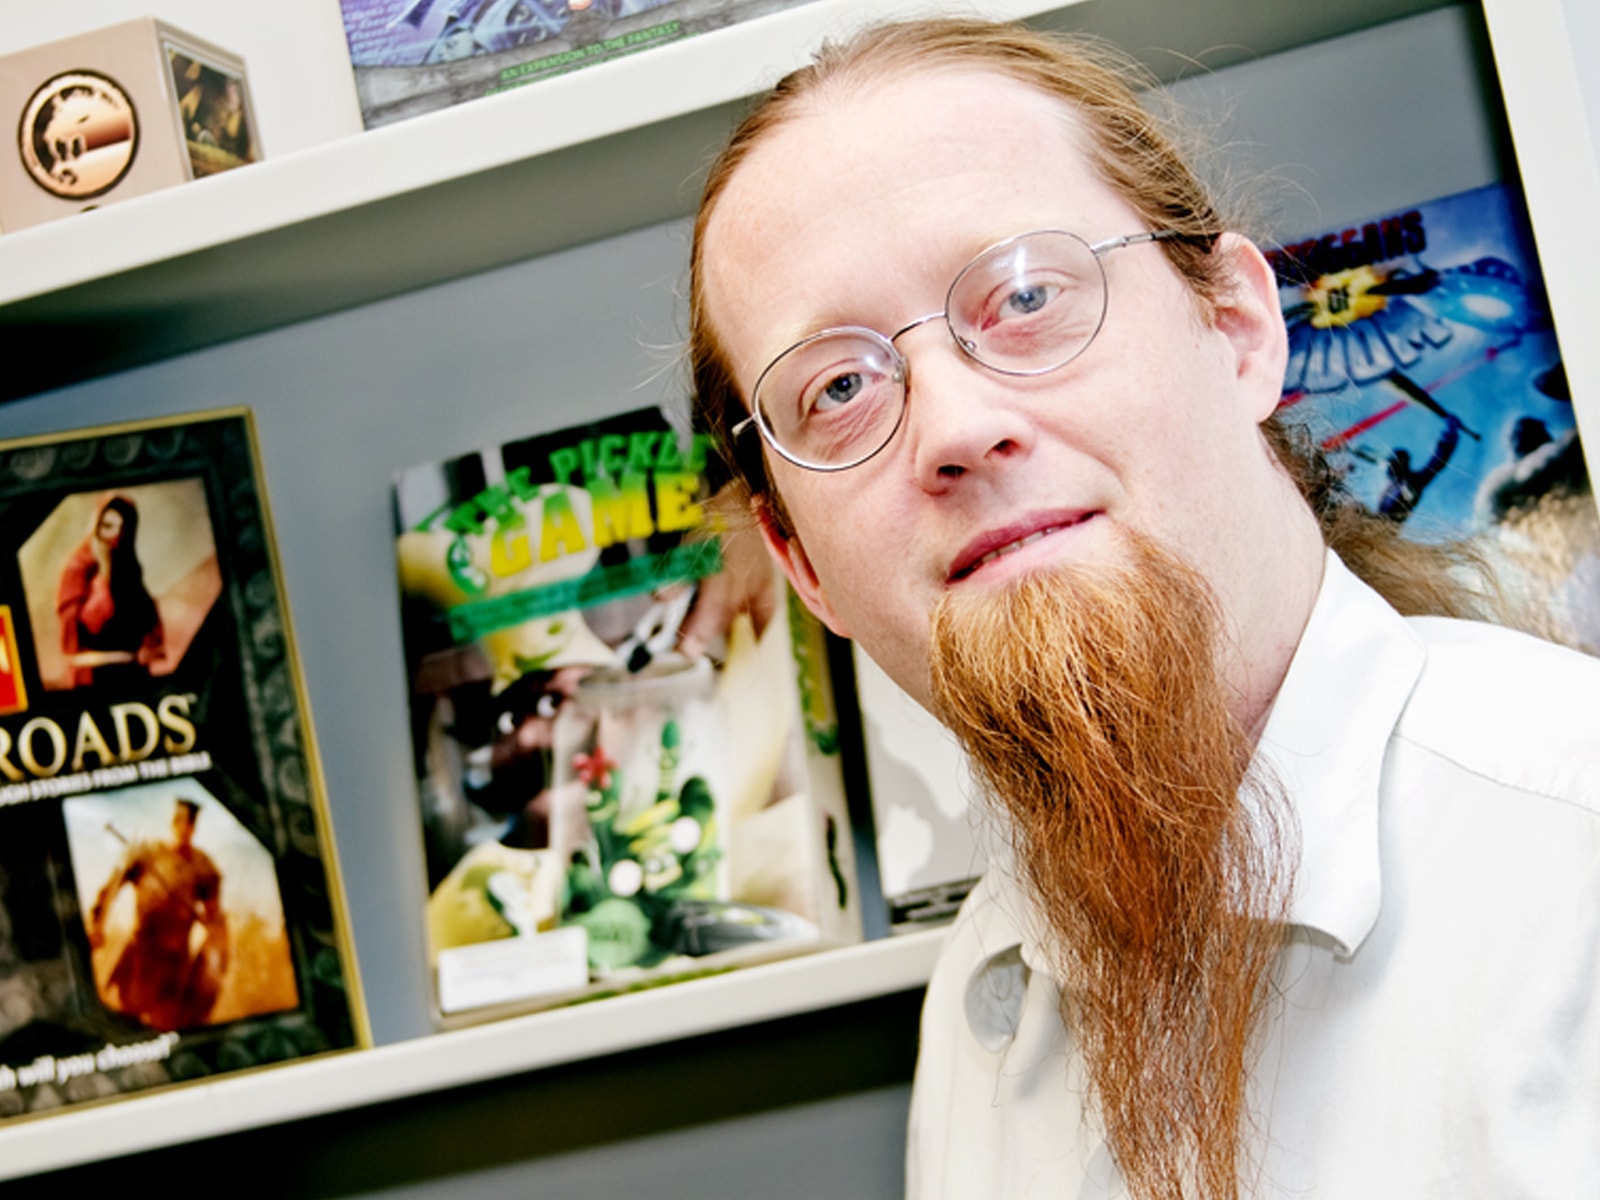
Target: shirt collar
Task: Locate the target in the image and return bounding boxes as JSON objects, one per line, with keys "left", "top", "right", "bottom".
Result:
{"left": 1254, "top": 549, "right": 1426, "bottom": 958}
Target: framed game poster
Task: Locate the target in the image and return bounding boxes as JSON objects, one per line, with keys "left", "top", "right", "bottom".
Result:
{"left": 0, "top": 410, "right": 366, "bottom": 1123}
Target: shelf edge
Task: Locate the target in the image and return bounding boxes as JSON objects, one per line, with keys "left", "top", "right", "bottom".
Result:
{"left": 0, "top": 927, "right": 946, "bottom": 1181}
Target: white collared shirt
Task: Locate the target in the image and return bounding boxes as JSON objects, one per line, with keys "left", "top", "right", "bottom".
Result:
{"left": 907, "top": 552, "right": 1600, "bottom": 1198}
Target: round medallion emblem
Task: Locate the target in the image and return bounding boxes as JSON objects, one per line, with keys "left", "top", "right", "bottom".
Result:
{"left": 18, "top": 71, "right": 139, "bottom": 200}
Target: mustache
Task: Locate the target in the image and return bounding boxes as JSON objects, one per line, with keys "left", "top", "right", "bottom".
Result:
{"left": 929, "top": 535, "right": 1295, "bottom": 1200}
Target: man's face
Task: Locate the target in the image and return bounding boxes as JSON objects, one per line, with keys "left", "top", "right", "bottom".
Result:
{"left": 702, "top": 69, "right": 1288, "bottom": 708}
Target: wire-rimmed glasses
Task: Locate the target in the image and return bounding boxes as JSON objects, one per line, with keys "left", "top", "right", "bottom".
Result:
{"left": 731, "top": 229, "right": 1186, "bottom": 472}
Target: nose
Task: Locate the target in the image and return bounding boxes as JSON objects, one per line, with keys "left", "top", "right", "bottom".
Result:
{"left": 893, "top": 321, "right": 1036, "bottom": 493}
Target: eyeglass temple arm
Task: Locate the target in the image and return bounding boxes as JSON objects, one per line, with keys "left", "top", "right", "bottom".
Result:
{"left": 1090, "top": 229, "right": 1219, "bottom": 255}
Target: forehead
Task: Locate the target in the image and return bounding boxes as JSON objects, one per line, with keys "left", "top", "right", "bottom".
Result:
{"left": 702, "top": 68, "right": 1141, "bottom": 384}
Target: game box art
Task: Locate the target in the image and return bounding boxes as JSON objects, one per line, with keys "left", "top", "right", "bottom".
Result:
{"left": 393, "top": 405, "right": 862, "bottom": 1023}
{"left": 338, "top": 0, "right": 820, "bottom": 128}
{"left": 1270, "top": 182, "right": 1599, "bottom": 652}
{"left": 0, "top": 411, "right": 365, "bottom": 1122}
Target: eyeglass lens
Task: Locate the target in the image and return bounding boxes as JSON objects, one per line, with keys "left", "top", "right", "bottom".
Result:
{"left": 754, "top": 231, "right": 1110, "bottom": 469}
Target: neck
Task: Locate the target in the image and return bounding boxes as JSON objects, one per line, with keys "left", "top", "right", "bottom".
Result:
{"left": 1223, "top": 474, "right": 1328, "bottom": 742}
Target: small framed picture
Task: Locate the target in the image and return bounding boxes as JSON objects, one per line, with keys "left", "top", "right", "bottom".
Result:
{"left": 163, "top": 40, "right": 261, "bottom": 178}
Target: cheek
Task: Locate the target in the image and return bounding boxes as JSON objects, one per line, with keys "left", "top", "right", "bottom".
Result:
{"left": 1133, "top": 318, "right": 1244, "bottom": 432}
{"left": 791, "top": 493, "right": 925, "bottom": 641}
{"left": 801, "top": 516, "right": 886, "bottom": 610}
{"left": 1139, "top": 408, "right": 1278, "bottom": 583}
{"left": 1086, "top": 336, "right": 1259, "bottom": 522}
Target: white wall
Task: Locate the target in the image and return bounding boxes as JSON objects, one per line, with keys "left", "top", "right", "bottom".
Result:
{"left": 1563, "top": 0, "right": 1600, "bottom": 167}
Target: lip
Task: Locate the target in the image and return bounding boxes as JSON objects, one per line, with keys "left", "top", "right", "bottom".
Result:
{"left": 946, "top": 511, "right": 1100, "bottom": 582}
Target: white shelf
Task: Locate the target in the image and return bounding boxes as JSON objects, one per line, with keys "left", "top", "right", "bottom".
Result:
{"left": 0, "top": 0, "right": 1450, "bottom": 402}
{"left": 0, "top": 0, "right": 1072, "bottom": 308}
{"left": 0, "top": 927, "right": 946, "bottom": 1181}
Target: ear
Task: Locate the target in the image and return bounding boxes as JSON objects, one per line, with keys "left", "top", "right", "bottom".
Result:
{"left": 753, "top": 495, "right": 853, "bottom": 639}
{"left": 1208, "top": 232, "right": 1289, "bottom": 425}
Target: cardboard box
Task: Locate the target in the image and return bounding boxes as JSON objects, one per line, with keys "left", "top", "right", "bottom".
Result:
{"left": 339, "top": 0, "right": 819, "bottom": 129}
{"left": 392, "top": 405, "right": 865, "bottom": 1026}
{"left": 0, "top": 18, "right": 261, "bottom": 233}
{"left": 852, "top": 647, "right": 985, "bottom": 929}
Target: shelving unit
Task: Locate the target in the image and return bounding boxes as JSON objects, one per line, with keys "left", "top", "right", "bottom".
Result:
{"left": 0, "top": 927, "right": 944, "bottom": 1180}
{"left": 0, "top": 0, "right": 1471, "bottom": 403}
{"left": 0, "top": 0, "right": 1596, "bottom": 1188}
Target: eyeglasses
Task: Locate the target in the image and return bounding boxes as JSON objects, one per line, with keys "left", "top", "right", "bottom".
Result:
{"left": 731, "top": 229, "right": 1187, "bottom": 472}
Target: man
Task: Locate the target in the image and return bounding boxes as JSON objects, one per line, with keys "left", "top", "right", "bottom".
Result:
{"left": 90, "top": 798, "right": 229, "bottom": 1031}
{"left": 687, "top": 17, "right": 1600, "bottom": 1200}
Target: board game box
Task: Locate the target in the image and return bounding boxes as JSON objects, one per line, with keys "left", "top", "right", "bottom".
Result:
{"left": 0, "top": 411, "right": 364, "bottom": 1122}
{"left": 393, "top": 405, "right": 862, "bottom": 1022}
{"left": 339, "top": 0, "right": 820, "bottom": 128}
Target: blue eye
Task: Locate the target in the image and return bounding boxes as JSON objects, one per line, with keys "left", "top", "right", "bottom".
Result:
{"left": 817, "top": 371, "right": 866, "bottom": 410}
{"left": 966, "top": 273, "right": 1071, "bottom": 335}
{"left": 1001, "top": 285, "right": 1053, "bottom": 316}
{"left": 769, "top": 332, "right": 903, "bottom": 465}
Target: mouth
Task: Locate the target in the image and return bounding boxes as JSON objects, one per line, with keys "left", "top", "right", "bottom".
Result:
{"left": 947, "top": 512, "right": 1100, "bottom": 583}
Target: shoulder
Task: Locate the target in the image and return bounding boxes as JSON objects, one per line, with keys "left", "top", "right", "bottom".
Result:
{"left": 1396, "top": 616, "right": 1600, "bottom": 810}
{"left": 57, "top": 542, "right": 96, "bottom": 582}
{"left": 121, "top": 843, "right": 156, "bottom": 874}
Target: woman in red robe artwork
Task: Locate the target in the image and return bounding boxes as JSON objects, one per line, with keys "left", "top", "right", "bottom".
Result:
{"left": 56, "top": 495, "right": 165, "bottom": 688}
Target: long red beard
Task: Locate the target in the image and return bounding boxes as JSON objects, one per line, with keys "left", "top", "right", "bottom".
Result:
{"left": 929, "top": 536, "right": 1295, "bottom": 1200}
